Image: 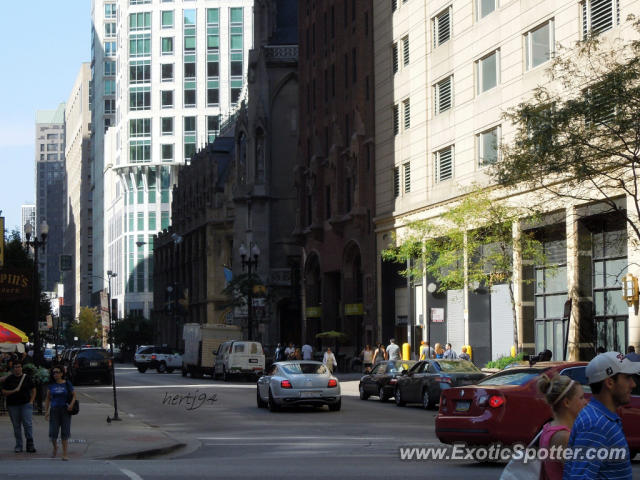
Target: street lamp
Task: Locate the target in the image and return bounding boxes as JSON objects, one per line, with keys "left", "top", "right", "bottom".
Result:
{"left": 239, "top": 243, "right": 260, "bottom": 341}
{"left": 85, "top": 271, "right": 120, "bottom": 422}
{"left": 24, "top": 220, "right": 49, "bottom": 365}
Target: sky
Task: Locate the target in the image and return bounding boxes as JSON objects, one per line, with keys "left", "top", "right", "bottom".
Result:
{"left": 0, "top": 1, "right": 91, "bottom": 234}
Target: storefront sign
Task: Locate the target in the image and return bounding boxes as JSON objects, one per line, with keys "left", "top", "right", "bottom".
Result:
{"left": 344, "top": 303, "right": 364, "bottom": 316}
{"left": 0, "top": 268, "right": 32, "bottom": 301}
{"left": 305, "top": 306, "right": 322, "bottom": 318}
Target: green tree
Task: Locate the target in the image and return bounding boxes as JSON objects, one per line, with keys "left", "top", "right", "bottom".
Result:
{"left": 0, "top": 230, "right": 52, "bottom": 338}
{"left": 493, "top": 17, "right": 640, "bottom": 244}
{"left": 111, "top": 312, "right": 153, "bottom": 352}
{"left": 71, "top": 307, "right": 101, "bottom": 344}
{"left": 382, "top": 188, "right": 547, "bottom": 351}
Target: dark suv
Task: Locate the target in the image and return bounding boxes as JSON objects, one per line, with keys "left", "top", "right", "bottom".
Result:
{"left": 67, "top": 348, "right": 113, "bottom": 385}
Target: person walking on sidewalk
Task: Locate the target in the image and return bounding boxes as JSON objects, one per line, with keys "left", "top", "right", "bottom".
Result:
{"left": 44, "top": 366, "right": 76, "bottom": 460}
{"left": 386, "top": 339, "right": 400, "bottom": 361}
{"left": 323, "top": 348, "right": 337, "bottom": 374}
{"left": 372, "top": 344, "right": 387, "bottom": 364}
{"left": 1, "top": 361, "right": 37, "bottom": 453}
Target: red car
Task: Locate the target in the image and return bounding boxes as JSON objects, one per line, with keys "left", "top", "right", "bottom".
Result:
{"left": 435, "top": 361, "right": 640, "bottom": 455}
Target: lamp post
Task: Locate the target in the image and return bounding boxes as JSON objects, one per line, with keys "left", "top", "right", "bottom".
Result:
{"left": 239, "top": 243, "right": 260, "bottom": 341}
{"left": 24, "top": 220, "right": 49, "bottom": 365}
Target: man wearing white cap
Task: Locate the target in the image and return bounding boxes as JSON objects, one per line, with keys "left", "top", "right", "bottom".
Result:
{"left": 563, "top": 352, "right": 640, "bottom": 479}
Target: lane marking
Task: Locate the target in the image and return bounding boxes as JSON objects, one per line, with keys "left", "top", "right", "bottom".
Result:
{"left": 119, "top": 467, "right": 144, "bottom": 480}
{"left": 198, "top": 435, "right": 384, "bottom": 441}
{"left": 82, "top": 384, "right": 254, "bottom": 390}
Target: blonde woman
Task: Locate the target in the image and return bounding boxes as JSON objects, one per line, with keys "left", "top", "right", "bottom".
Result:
{"left": 536, "top": 374, "right": 587, "bottom": 480}
{"left": 434, "top": 343, "right": 444, "bottom": 359}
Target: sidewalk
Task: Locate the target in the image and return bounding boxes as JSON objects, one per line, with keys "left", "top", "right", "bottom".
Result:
{"left": 0, "top": 394, "right": 185, "bottom": 461}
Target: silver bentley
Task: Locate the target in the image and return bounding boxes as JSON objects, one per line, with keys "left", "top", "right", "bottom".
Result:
{"left": 256, "top": 361, "right": 342, "bottom": 411}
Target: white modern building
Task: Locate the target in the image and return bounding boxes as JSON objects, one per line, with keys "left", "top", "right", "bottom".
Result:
{"left": 93, "top": 0, "right": 254, "bottom": 319}
{"left": 20, "top": 204, "right": 36, "bottom": 241}
{"left": 374, "top": 0, "right": 640, "bottom": 363}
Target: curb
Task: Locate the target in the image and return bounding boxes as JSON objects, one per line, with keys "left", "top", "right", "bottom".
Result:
{"left": 101, "top": 442, "right": 187, "bottom": 460}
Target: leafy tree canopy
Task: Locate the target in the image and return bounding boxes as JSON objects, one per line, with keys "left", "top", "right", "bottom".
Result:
{"left": 71, "top": 307, "right": 101, "bottom": 343}
{"left": 493, "top": 17, "right": 640, "bottom": 243}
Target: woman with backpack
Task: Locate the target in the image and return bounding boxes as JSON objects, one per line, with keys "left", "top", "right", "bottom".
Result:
{"left": 44, "top": 365, "right": 77, "bottom": 460}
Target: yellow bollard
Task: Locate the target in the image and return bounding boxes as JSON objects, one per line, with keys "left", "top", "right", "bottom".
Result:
{"left": 511, "top": 345, "right": 516, "bottom": 358}
{"left": 402, "top": 342, "right": 410, "bottom": 361}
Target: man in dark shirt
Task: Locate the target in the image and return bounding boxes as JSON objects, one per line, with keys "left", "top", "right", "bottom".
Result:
{"left": 1, "top": 362, "right": 37, "bottom": 453}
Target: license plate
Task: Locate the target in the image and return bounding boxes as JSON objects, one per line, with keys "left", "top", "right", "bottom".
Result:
{"left": 300, "top": 391, "right": 319, "bottom": 398}
{"left": 455, "top": 401, "right": 471, "bottom": 412}
{"left": 249, "top": 358, "right": 258, "bottom": 363}
{"left": 90, "top": 361, "right": 98, "bottom": 367}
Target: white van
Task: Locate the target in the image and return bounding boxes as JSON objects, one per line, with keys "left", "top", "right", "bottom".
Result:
{"left": 213, "top": 341, "right": 265, "bottom": 381}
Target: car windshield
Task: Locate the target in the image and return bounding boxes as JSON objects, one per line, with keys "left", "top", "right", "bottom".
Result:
{"left": 389, "top": 360, "right": 416, "bottom": 373}
{"left": 478, "top": 368, "right": 548, "bottom": 386}
{"left": 281, "top": 363, "right": 328, "bottom": 375}
{"left": 435, "top": 360, "right": 481, "bottom": 373}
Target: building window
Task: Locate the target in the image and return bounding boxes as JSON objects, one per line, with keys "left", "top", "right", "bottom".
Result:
{"left": 130, "top": 33, "right": 151, "bottom": 58}
{"left": 184, "top": 60, "right": 196, "bottom": 79}
{"left": 105, "top": 41, "right": 116, "bottom": 57}
{"left": 129, "top": 12, "right": 151, "bottom": 32}
{"left": 392, "top": 42, "right": 399, "bottom": 74}
{"left": 184, "top": 81, "right": 196, "bottom": 107}
{"left": 129, "top": 86, "right": 151, "bottom": 110}
{"left": 207, "top": 115, "right": 219, "bottom": 143}
{"left": 184, "top": 116, "right": 196, "bottom": 161}
{"left": 137, "top": 212, "right": 145, "bottom": 231}
{"left": 207, "top": 8, "right": 220, "bottom": 50}
{"left": 161, "top": 90, "right": 174, "bottom": 108}
{"left": 402, "top": 36, "right": 409, "bottom": 66}
{"left": 161, "top": 10, "right": 174, "bottom": 28}
{"left": 161, "top": 63, "right": 174, "bottom": 82}
{"left": 161, "top": 37, "right": 174, "bottom": 55}
{"left": 393, "top": 166, "right": 400, "bottom": 198}
{"left": 231, "top": 79, "right": 243, "bottom": 105}
{"left": 403, "top": 98, "right": 410, "bottom": 130}
{"left": 477, "top": 0, "right": 497, "bottom": 20}
{"left": 129, "top": 140, "right": 151, "bottom": 163}
{"left": 525, "top": 20, "right": 554, "bottom": 71}
{"left": 104, "top": 60, "right": 116, "bottom": 76}
{"left": 161, "top": 117, "right": 173, "bottom": 135}
{"left": 130, "top": 0, "right": 151, "bottom": 4}
{"left": 105, "top": 3, "right": 116, "bottom": 19}
{"left": 352, "top": 48, "right": 357, "bottom": 83}
{"left": 403, "top": 162, "right": 411, "bottom": 193}
{"left": 392, "top": 0, "right": 397, "bottom": 12}
{"left": 161, "top": 211, "right": 170, "bottom": 229}
{"left": 477, "top": 50, "right": 499, "bottom": 94}
{"left": 435, "top": 145, "right": 454, "bottom": 182}
{"left": 230, "top": 7, "right": 244, "bottom": 87}
{"left": 434, "top": 75, "right": 453, "bottom": 114}
{"left": 105, "top": 22, "right": 116, "bottom": 38}
{"left": 477, "top": 126, "right": 500, "bottom": 166}
{"left": 129, "top": 118, "right": 151, "bottom": 138}
{"left": 148, "top": 212, "right": 156, "bottom": 231}
{"left": 105, "top": 99, "right": 115, "bottom": 114}
{"left": 129, "top": 60, "right": 150, "bottom": 84}
{"left": 161, "top": 144, "right": 174, "bottom": 162}
{"left": 104, "top": 79, "right": 115, "bottom": 95}
{"left": 207, "top": 80, "right": 219, "bottom": 106}
{"left": 393, "top": 104, "right": 399, "bottom": 136}
{"left": 433, "top": 7, "right": 451, "bottom": 47}
{"left": 184, "top": 9, "right": 196, "bottom": 53}
{"left": 582, "top": 0, "right": 619, "bottom": 38}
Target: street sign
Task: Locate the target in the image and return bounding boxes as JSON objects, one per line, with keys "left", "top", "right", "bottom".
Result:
{"left": 59, "top": 254, "right": 73, "bottom": 272}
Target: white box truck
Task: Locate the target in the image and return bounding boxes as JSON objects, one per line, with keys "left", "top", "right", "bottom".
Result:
{"left": 182, "top": 323, "right": 242, "bottom": 378}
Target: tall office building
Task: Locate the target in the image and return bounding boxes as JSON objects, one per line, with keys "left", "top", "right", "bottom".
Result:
{"left": 93, "top": 0, "right": 254, "bottom": 319}
{"left": 20, "top": 204, "right": 36, "bottom": 241}
{"left": 63, "top": 63, "right": 93, "bottom": 320}
{"left": 35, "top": 104, "right": 66, "bottom": 292}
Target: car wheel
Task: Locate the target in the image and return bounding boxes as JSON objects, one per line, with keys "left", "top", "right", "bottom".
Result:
{"left": 137, "top": 366, "right": 147, "bottom": 373}
{"left": 359, "top": 384, "right": 369, "bottom": 400}
{"left": 256, "top": 388, "right": 267, "bottom": 408}
{"left": 268, "top": 388, "right": 280, "bottom": 412}
{"left": 422, "top": 389, "right": 434, "bottom": 410}
{"left": 395, "top": 387, "right": 406, "bottom": 406}
{"left": 166, "top": 368, "right": 174, "bottom": 374}
{"left": 328, "top": 399, "right": 342, "bottom": 411}
{"left": 157, "top": 362, "right": 167, "bottom": 373}
{"left": 379, "top": 387, "right": 388, "bottom": 402}
{"left": 181, "top": 367, "right": 187, "bottom": 377}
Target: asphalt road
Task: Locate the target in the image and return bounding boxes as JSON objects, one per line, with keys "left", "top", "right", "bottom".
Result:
{"left": 3, "top": 364, "right": 638, "bottom": 479}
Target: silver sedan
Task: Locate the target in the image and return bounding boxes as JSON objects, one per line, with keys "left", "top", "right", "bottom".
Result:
{"left": 256, "top": 361, "right": 341, "bottom": 412}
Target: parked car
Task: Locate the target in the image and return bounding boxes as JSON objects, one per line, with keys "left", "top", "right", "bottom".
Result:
{"left": 359, "top": 360, "right": 417, "bottom": 402}
{"left": 395, "top": 359, "right": 487, "bottom": 409}
{"left": 256, "top": 361, "right": 341, "bottom": 412}
{"left": 134, "top": 345, "right": 182, "bottom": 373}
{"left": 67, "top": 348, "right": 112, "bottom": 385}
{"left": 435, "top": 361, "right": 640, "bottom": 455}
{"left": 214, "top": 341, "right": 265, "bottom": 381}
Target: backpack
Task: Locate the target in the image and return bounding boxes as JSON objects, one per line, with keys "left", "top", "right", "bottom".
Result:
{"left": 65, "top": 381, "right": 80, "bottom": 416}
